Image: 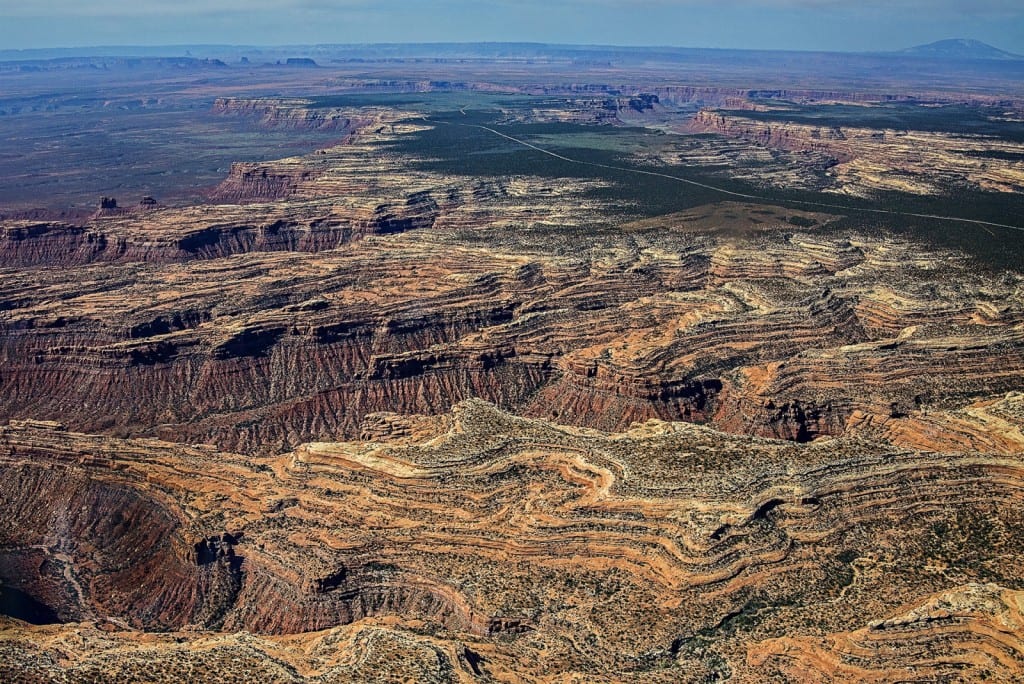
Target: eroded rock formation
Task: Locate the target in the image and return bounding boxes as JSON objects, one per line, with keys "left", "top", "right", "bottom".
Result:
{"left": 686, "top": 109, "right": 1024, "bottom": 195}
{"left": 212, "top": 98, "right": 369, "bottom": 131}
{"left": 2, "top": 401, "right": 1023, "bottom": 680}
{"left": 1, "top": 194, "right": 1021, "bottom": 456}
{"left": 2, "top": 95, "right": 1024, "bottom": 681}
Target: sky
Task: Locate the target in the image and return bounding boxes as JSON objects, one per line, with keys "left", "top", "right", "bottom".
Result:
{"left": 1, "top": 0, "right": 1022, "bottom": 54}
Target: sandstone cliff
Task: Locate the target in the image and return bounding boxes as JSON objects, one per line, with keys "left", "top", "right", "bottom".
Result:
{"left": 213, "top": 97, "right": 371, "bottom": 132}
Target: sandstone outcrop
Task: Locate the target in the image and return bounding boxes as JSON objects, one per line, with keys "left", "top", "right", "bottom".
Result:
{"left": 747, "top": 584, "right": 1024, "bottom": 682}
{"left": 2, "top": 193, "right": 1020, "bottom": 456}
{"left": 212, "top": 98, "right": 369, "bottom": 131}
{"left": 2, "top": 401, "right": 1023, "bottom": 680}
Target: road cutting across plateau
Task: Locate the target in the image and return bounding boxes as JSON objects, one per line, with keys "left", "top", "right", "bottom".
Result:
{"left": 423, "top": 114, "right": 1023, "bottom": 235}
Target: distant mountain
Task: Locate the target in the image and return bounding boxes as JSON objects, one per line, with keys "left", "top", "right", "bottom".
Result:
{"left": 901, "top": 39, "right": 1022, "bottom": 61}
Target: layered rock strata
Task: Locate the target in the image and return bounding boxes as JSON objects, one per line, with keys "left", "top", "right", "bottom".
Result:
{"left": 2, "top": 95, "right": 1024, "bottom": 681}
{"left": 2, "top": 401, "right": 1023, "bottom": 680}
{"left": 687, "top": 109, "right": 1024, "bottom": 196}
{"left": 1, "top": 199, "right": 1021, "bottom": 455}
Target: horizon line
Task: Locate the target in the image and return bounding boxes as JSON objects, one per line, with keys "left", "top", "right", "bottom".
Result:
{"left": 0, "top": 38, "right": 1018, "bottom": 59}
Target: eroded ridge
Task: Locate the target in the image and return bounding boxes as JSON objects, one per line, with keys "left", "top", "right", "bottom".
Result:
{"left": 2, "top": 89, "right": 1024, "bottom": 682}
{"left": 748, "top": 584, "right": 1024, "bottom": 682}
{"left": 2, "top": 196, "right": 1022, "bottom": 454}
{"left": 1, "top": 97, "right": 1022, "bottom": 455}
{"left": 2, "top": 400, "right": 1023, "bottom": 680}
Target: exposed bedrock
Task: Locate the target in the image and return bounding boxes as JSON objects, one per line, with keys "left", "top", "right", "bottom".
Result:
{"left": 0, "top": 191, "right": 441, "bottom": 267}
{"left": 0, "top": 101, "right": 1021, "bottom": 456}
{"left": 687, "top": 109, "right": 855, "bottom": 162}
{"left": 212, "top": 97, "right": 371, "bottom": 132}
{"left": 0, "top": 460, "right": 239, "bottom": 630}
{"left": 714, "top": 330, "right": 1024, "bottom": 442}
{"left": 747, "top": 584, "right": 1024, "bottom": 683}
{"left": 0, "top": 427, "right": 482, "bottom": 636}
{"left": 2, "top": 400, "right": 1024, "bottom": 678}
{"left": 0, "top": 110, "right": 443, "bottom": 267}
{"left": 686, "top": 108, "right": 1024, "bottom": 195}
{"left": 1, "top": 214, "right": 1022, "bottom": 454}
{"left": 0, "top": 288, "right": 547, "bottom": 452}
{"left": 208, "top": 165, "right": 318, "bottom": 203}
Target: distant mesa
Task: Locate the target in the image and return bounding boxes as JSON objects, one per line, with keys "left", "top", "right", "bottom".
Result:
{"left": 283, "top": 58, "right": 318, "bottom": 67}
{"left": 94, "top": 195, "right": 158, "bottom": 215}
{"left": 94, "top": 195, "right": 125, "bottom": 217}
{"left": 901, "top": 38, "right": 1022, "bottom": 61}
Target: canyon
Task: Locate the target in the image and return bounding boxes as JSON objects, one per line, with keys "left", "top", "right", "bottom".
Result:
{"left": 2, "top": 46, "right": 1024, "bottom": 681}
{"left": 3, "top": 402, "right": 1024, "bottom": 681}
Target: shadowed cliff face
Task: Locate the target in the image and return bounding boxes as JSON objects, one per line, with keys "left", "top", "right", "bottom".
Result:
{"left": 1, "top": 107, "right": 1020, "bottom": 457}
{"left": 0, "top": 423, "right": 483, "bottom": 637}
{"left": 0, "top": 458, "right": 239, "bottom": 630}
{"left": 0, "top": 193, "right": 442, "bottom": 267}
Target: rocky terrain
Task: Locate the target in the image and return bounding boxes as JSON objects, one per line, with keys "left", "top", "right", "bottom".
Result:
{"left": 2, "top": 399, "right": 1023, "bottom": 681}
{"left": 212, "top": 98, "right": 373, "bottom": 132}
{"left": 1, "top": 166, "right": 1021, "bottom": 455}
{"left": 2, "top": 87, "right": 1024, "bottom": 681}
{"left": 685, "top": 109, "right": 1024, "bottom": 196}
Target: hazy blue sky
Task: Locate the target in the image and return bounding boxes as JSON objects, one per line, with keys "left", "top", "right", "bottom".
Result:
{"left": 1, "top": 0, "right": 1022, "bottom": 53}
